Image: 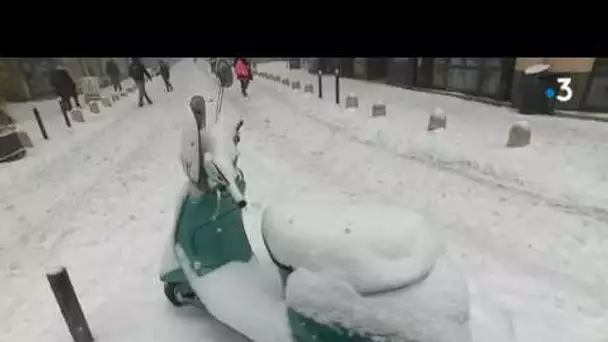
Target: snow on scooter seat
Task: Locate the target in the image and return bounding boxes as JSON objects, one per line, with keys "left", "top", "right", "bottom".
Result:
{"left": 176, "top": 245, "right": 293, "bottom": 342}
{"left": 261, "top": 203, "right": 445, "bottom": 294}
{"left": 286, "top": 255, "right": 473, "bottom": 342}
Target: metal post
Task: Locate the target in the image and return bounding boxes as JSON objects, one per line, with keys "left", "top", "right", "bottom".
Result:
{"left": 47, "top": 267, "right": 94, "bottom": 342}
{"left": 317, "top": 70, "right": 323, "bottom": 99}
{"left": 59, "top": 100, "right": 72, "bottom": 128}
{"left": 335, "top": 68, "right": 340, "bottom": 104}
{"left": 32, "top": 107, "right": 49, "bottom": 140}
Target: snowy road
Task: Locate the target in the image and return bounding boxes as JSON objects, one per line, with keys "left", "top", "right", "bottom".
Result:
{"left": 1, "top": 59, "right": 606, "bottom": 342}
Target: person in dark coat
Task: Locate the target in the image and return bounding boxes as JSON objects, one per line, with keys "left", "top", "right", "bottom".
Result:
{"left": 128, "top": 58, "right": 153, "bottom": 107}
{"left": 105, "top": 59, "right": 122, "bottom": 92}
{"left": 158, "top": 60, "right": 173, "bottom": 92}
{"left": 234, "top": 58, "right": 253, "bottom": 98}
{"left": 50, "top": 66, "right": 81, "bottom": 111}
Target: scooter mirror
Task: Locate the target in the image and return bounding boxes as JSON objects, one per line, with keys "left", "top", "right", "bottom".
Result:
{"left": 215, "top": 59, "right": 234, "bottom": 88}
{"left": 189, "top": 95, "right": 207, "bottom": 130}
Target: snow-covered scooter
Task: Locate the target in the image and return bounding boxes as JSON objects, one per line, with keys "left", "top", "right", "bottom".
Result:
{"left": 159, "top": 61, "right": 500, "bottom": 342}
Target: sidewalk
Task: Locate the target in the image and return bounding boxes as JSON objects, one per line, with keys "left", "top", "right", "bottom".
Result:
{"left": 403, "top": 86, "right": 608, "bottom": 123}
{"left": 271, "top": 64, "right": 608, "bottom": 123}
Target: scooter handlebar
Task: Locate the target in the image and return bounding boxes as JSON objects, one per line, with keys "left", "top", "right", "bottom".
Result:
{"left": 226, "top": 180, "right": 247, "bottom": 208}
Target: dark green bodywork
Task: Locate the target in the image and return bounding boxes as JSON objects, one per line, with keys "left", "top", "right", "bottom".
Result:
{"left": 161, "top": 179, "right": 393, "bottom": 342}
{"left": 161, "top": 178, "right": 253, "bottom": 283}
{"left": 288, "top": 308, "right": 396, "bottom": 342}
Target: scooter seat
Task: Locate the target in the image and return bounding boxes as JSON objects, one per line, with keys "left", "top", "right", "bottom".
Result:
{"left": 261, "top": 203, "right": 445, "bottom": 295}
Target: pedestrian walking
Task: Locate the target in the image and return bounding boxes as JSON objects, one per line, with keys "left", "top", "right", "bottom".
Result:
{"left": 50, "top": 66, "right": 81, "bottom": 111}
{"left": 234, "top": 58, "right": 253, "bottom": 98}
{"left": 105, "top": 59, "right": 122, "bottom": 92}
{"left": 159, "top": 60, "right": 173, "bottom": 92}
{"left": 129, "top": 58, "right": 153, "bottom": 107}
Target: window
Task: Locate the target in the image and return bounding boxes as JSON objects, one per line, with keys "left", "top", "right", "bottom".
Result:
{"left": 480, "top": 70, "right": 501, "bottom": 95}
{"left": 464, "top": 58, "right": 481, "bottom": 67}
{"left": 584, "top": 76, "right": 608, "bottom": 109}
{"left": 447, "top": 68, "right": 479, "bottom": 92}
{"left": 449, "top": 58, "right": 465, "bottom": 66}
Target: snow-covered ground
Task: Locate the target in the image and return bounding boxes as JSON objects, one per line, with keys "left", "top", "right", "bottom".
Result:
{"left": 1, "top": 59, "right": 607, "bottom": 342}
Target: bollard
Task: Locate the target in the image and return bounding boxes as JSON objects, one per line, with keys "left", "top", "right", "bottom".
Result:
{"left": 304, "top": 83, "right": 314, "bottom": 93}
{"left": 506, "top": 121, "right": 531, "bottom": 148}
{"left": 282, "top": 78, "right": 290, "bottom": 86}
{"left": 59, "top": 101, "right": 72, "bottom": 128}
{"left": 89, "top": 102, "right": 100, "bottom": 114}
{"left": 427, "top": 107, "right": 447, "bottom": 131}
{"left": 71, "top": 110, "right": 85, "bottom": 123}
{"left": 335, "top": 69, "right": 340, "bottom": 104}
{"left": 371, "top": 102, "right": 386, "bottom": 117}
{"left": 32, "top": 107, "right": 49, "bottom": 139}
{"left": 345, "top": 94, "right": 359, "bottom": 109}
{"left": 47, "top": 267, "right": 94, "bottom": 342}
{"left": 291, "top": 81, "right": 301, "bottom": 90}
{"left": 318, "top": 70, "right": 323, "bottom": 98}
{"left": 101, "top": 98, "right": 112, "bottom": 108}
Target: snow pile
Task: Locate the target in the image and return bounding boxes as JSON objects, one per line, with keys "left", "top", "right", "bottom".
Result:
{"left": 286, "top": 255, "right": 472, "bottom": 342}
{"left": 262, "top": 203, "right": 445, "bottom": 293}
{"left": 176, "top": 246, "right": 292, "bottom": 342}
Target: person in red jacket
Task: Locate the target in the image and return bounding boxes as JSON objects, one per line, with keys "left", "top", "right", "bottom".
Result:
{"left": 234, "top": 58, "right": 253, "bottom": 98}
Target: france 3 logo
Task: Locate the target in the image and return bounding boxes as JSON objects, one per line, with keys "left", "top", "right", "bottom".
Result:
{"left": 544, "top": 77, "right": 573, "bottom": 103}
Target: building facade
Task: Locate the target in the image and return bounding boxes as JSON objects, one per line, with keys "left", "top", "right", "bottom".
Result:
{"left": 0, "top": 58, "right": 131, "bottom": 102}
{"left": 309, "top": 58, "right": 608, "bottom": 112}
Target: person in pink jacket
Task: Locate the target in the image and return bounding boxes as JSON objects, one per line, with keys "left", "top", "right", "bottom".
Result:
{"left": 234, "top": 58, "right": 253, "bottom": 98}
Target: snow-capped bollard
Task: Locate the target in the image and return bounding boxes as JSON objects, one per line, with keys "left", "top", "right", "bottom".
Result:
{"left": 89, "top": 102, "right": 100, "bottom": 114}
{"left": 428, "top": 107, "right": 447, "bottom": 132}
{"left": 120, "top": 91, "right": 128, "bottom": 97}
{"left": 47, "top": 267, "right": 94, "bottom": 342}
{"left": 101, "top": 97, "right": 112, "bottom": 108}
{"left": 71, "top": 110, "right": 85, "bottom": 122}
{"left": 371, "top": 102, "right": 386, "bottom": 117}
{"left": 304, "top": 83, "right": 314, "bottom": 93}
{"left": 111, "top": 94, "right": 120, "bottom": 102}
{"left": 17, "top": 131, "right": 33, "bottom": 148}
{"left": 506, "top": 121, "right": 531, "bottom": 148}
{"left": 345, "top": 94, "right": 359, "bottom": 109}
{"left": 282, "top": 78, "right": 290, "bottom": 86}
{"left": 291, "top": 81, "right": 301, "bottom": 90}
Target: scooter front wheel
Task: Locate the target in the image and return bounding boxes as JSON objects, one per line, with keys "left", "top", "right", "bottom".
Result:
{"left": 164, "top": 282, "right": 188, "bottom": 307}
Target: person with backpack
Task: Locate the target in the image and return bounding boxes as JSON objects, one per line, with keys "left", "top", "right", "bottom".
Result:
{"left": 105, "top": 59, "right": 122, "bottom": 92}
{"left": 159, "top": 60, "right": 173, "bottom": 92}
{"left": 234, "top": 58, "right": 253, "bottom": 98}
{"left": 129, "top": 58, "right": 153, "bottom": 107}
{"left": 50, "top": 66, "right": 81, "bottom": 112}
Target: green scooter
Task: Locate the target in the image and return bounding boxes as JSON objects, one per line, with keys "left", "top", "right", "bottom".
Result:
{"left": 159, "top": 61, "right": 481, "bottom": 342}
